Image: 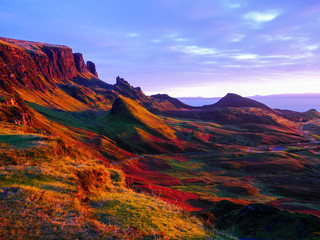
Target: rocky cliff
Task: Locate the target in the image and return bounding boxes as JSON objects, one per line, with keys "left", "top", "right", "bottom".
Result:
{"left": 0, "top": 37, "right": 97, "bottom": 92}
{"left": 73, "top": 53, "right": 89, "bottom": 74}
{"left": 86, "top": 61, "right": 98, "bottom": 77}
{"left": 0, "top": 37, "right": 191, "bottom": 112}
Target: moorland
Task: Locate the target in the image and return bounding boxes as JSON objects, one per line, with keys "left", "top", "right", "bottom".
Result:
{"left": 0, "top": 37, "right": 319, "bottom": 239}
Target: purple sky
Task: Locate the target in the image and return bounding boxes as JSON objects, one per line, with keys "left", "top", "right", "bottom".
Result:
{"left": 1, "top": 0, "right": 320, "bottom": 97}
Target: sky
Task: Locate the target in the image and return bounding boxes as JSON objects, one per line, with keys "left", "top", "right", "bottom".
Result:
{"left": 1, "top": 0, "right": 320, "bottom": 97}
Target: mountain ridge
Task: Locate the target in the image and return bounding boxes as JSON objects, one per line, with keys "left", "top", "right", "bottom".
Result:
{"left": 204, "top": 93, "right": 273, "bottom": 110}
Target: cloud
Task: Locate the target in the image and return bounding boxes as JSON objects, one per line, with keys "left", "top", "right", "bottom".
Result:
{"left": 304, "top": 45, "right": 318, "bottom": 51}
{"left": 230, "top": 34, "right": 245, "bottom": 42}
{"left": 172, "top": 45, "right": 217, "bottom": 56}
{"left": 244, "top": 10, "right": 281, "bottom": 23}
{"left": 228, "top": 3, "right": 241, "bottom": 9}
{"left": 222, "top": 0, "right": 243, "bottom": 9}
{"left": 202, "top": 61, "right": 218, "bottom": 64}
{"left": 234, "top": 54, "right": 258, "bottom": 60}
{"left": 127, "top": 33, "right": 139, "bottom": 37}
{"left": 262, "top": 35, "right": 296, "bottom": 42}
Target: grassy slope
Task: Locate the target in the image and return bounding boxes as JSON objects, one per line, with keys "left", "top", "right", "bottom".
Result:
{"left": 1, "top": 84, "right": 318, "bottom": 239}
{"left": 93, "top": 96, "right": 186, "bottom": 153}
{"left": 105, "top": 96, "right": 177, "bottom": 139}
{"left": 0, "top": 96, "right": 236, "bottom": 239}
{"left": 0, "top": 142, "right": 236, "bottom": 239}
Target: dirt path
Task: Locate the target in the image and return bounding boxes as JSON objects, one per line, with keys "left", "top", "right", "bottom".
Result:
{"left": 299, "top": 125, "right": 318, "bottom": 143}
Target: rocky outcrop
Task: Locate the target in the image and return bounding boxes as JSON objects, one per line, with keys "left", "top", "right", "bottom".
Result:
{"left": 73, "top": 53, "right": 88, "bottom": 73}
{"left": 114, "top": 76, "right": 149, "bottom": 102}
{"left": 0, "top": 94, "right": 33, "bottom": 126}
{"left": 0, "top": 38, "right": 56, "bottom": 91}
{"left": 0, "top": 37, "right": 188, "bottom": 113}
{"left": 116, "top": 76, "right": 131, "bottom": 88}
{"left": 0, "top": 37, "right": 89, "bottom": 92}
{"left": 86, "top": 61, "right": 98, "bottom": 77}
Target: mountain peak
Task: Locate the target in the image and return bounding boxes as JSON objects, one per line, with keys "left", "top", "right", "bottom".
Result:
{"left": 297, "top": 108, "right": 320, "bottom": 120}
{"left": 211, "top": 93, "right": 271, "bottom": 110}
{"left": 110, "top": 95, "right": 176, "bottom": 140}
{"left": 151, "top": 94, "right": 193, "bottom": 109}
{"left": 225, "top": 93, "right": 241, "bottom": 98}
{"left": 116, "top": 76, "right": 131, "bottom": 87}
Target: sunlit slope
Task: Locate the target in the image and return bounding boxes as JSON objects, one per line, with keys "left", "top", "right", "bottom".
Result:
{"left": 111, "top": 96, "right": 176, "bottom": 140}
{"left": 97, "top": 96, "right": 185, "bottom": 153}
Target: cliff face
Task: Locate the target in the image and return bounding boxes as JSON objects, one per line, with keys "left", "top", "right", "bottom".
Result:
{"left": 0, "top": 37, "right": 98, "bottom": 92}
{"left": 0, "top": 40, "right": 51, "bottom": 92}
{"left": 86, "top": 61, "right": 98, "bottom": 77}
{"left": 0, "top": 37, "right": 189, "bottom": 112}
{"left": 73, "top": 53, "right": 89, "bottom": 74}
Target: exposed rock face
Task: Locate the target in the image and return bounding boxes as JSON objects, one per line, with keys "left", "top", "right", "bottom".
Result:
{"left": 73, "top": 53, "right": 88, "bottom": 73}
{"left": 0, "top": 37, "right": 190, "bottom": 112}
{"left": 114, "top": 76, "right": 148, "bottom": 102}
{"left": 86, "top": 61, "right": 98, "bottom": 77}
{"left": 0, "top": 37, "right": 81, "bottom": 92}
{"left": 0, "top": 94, "right": 33, "bottom": 126}
{"left": 116, "top": 76, "right": 131, "bottom": 88}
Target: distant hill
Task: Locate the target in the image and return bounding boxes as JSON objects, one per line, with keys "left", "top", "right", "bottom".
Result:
{"left": 297, "top": 109, "right": 320, "bottom": 121}
{"left": 204, "top": 93, "right": 273, "bottom": 110}
{"left": 179, "top": 94, "right": 320, "bottom": 112}
{"left": 151, "top": 94, "right": 194, "bottom": 110}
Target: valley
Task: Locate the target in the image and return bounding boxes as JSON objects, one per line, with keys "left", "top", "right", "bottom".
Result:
{"left": 0, "top": 37, "right": 320, "bottom": 239}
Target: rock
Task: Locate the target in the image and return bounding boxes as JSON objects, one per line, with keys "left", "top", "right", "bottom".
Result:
{"left": 0, "top": 95, "right": 33, "bottom": 126}
{"left": 86, "top": 61, "right": 98, "bottom": 77}
{"left": 73, "top": 53, "right": 88, "bottom": 73}
{"left": 116, "top": 76, "right": 131, "bottom": 88}
{"left": 0, "top": 37, "right": 87, "bottom": 93}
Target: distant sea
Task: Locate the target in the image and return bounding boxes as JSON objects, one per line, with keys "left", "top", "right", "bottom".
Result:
{"left": 178, "top": 93, "right": 320, "bottom": 112}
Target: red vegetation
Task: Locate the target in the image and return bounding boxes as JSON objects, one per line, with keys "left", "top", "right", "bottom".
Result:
{"left": 130, "top": 183, "right": 201, "bottom": 211}
{"left": 270, "top": 199, "right": 320, "bottom": 217}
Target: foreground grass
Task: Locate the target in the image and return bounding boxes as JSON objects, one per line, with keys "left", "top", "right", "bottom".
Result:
{"left": 91, "top": 188, "right": 211, "bottom": 239}
{"left": 0, "top": 144, "right": 236, "bottom": 239}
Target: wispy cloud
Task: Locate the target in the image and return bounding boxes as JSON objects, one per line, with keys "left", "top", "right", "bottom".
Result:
{"left": 172, "top": 45, "right": 217, "bottom": 56}
{"left": 244, "top": 10, "right": 281, "bottom": 23}
{"left": 230, "top": 34, "right": 245, "bottom": 42}
{"left": 223, "top": 0, "right": 243, "bottom": 9}
{"left": 234, "top": 54, "right": 258, "bottom": 60}
{"left": 304, "top": 45, "right": 318, "bottom": 51}
{"left": 202, "top": 61, "right": 218, "bottom": 64}
{"left": 228, "top": 3, "right": 241, "bottom": 9}
{"left": 127, "top": 33, "right": 139, "bottom": 37}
